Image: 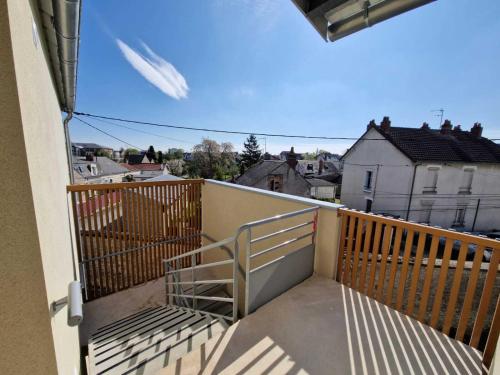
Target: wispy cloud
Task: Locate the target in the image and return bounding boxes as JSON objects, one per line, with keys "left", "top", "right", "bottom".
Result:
{"left": 116, "top": 39, "right": 188, "bottom": 100}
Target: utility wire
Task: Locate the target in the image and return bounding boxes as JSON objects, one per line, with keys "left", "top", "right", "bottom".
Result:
{"left": 74, "top": 111, "right": 500, "bottom": 141}
{"left": 73, "top": 111, "right": 383, "bottom": 141}
{"left": 74, "top": 117, "right": 142, "bottom": 149}
{"left": 88, "top": 116, "right": 196, "bottom": 145}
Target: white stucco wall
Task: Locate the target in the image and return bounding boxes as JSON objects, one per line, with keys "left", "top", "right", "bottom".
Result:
{"left": 2, "top": 0, "right": 81, "bottom": 373}
{"left": 340, "top": 128, "right": 500, "bottom": 231}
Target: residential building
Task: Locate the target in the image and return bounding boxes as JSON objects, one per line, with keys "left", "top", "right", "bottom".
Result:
{"left": 297, "top": 159, "right": 339, "bottom": 180}
{"left": 237, "top": 148, "right": 337, "bottom": 199}
{"left": 341, "top": 117, "right": 500, "bottom": 232}
{"left": 127, "top": 152, "right": 153, "bottom": 164}
{"left": 72, "top": 142, "right": 113, "bottom": 157}
{"left": 2, "top": 2, "right": 500, "bottom": 374}
{"left": 73, "top": 155, "right": 136, "bottom": 184}
{"left": 279, "top": 149, "right": 303, "bottom": 161}
{"left": 121, "top": 162, "right": 169, "bottom": 181}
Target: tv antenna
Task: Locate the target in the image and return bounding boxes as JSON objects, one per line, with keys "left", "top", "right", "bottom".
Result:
{"left": 431, "top": 108, "right": 444, "bottom": 126}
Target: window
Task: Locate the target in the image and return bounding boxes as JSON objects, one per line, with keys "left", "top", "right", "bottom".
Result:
{"left": 419, "top": 201, "right": 433, "bottom": 224}
{"left": 364, "top": 171, "right": 373, "bottom": 191}
{"left": 306, "top": 163, "right": 314, "bottom": 172}
{"left": 459, "top": 168, "right": 474, "bottom": 194}
{"left": 453, "top": 206, "right": 466, "bottom": 227}
{"left": 365, "top": 199, "right": 372, "bottom": 212}
{"left": 423, "top": 167, "right": 439, "bottom": 193}
{"left": 267, "top": 175, "right": 283, "bottom": 192}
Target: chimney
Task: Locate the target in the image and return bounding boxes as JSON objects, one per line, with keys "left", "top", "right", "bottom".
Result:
{"left": 319, "top": 159, "right": 324, "bottom": 175}
{"left": 286, "top": 147, "right": 298, "bottom": 170}
{"left": 380, "top": 116, "right": 391, "bottom": 132}
{"left": 440, "top": 119, "right": 452, "bottom": 134}
{"left": 421, "top": 122, "right": 430, "bottom": 129}
{"left": 367, "top": 119, "right": 376, "bottom": 130}
{"left": 471, "top": 122, "right": 483, "bottom": 138}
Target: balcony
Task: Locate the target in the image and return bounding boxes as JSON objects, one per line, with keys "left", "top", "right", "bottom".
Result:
{"left": 67, "top": 179, "right": 500, "bottom": 374}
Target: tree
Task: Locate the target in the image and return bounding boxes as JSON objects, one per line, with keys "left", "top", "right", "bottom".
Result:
{"left": 157, "top": 151, "right": 164, "bottom": 164}
{"left": 241, "top": 134, "right": 262, "bottom": 168}
{"left": 124, "top": 148, "right": 139, "bottom": 162}
{"left": 146, "top": 145, "right": 156, "bottom": 162}
{"left": 187, "top": 139, "right": 236, "bottom": 179}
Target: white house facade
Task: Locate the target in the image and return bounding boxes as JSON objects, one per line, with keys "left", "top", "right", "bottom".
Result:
{"left": 341, "top": 118, "right": 500, "bottom": 232}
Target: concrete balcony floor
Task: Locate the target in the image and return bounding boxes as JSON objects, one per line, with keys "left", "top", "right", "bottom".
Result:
{"left": 158, "top": 276, "right": 483, "bottom": 375}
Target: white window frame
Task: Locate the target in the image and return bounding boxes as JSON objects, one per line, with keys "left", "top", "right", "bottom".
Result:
{"left": 453, "top": 205, "right": 467, "bottom": 227}
{"left": 419, "top": 200, "right": 434, "bottom": 224}
{"left": 423, "top": 165, "right": 440, "bottom": 194}
{"left": 364, "top": 170, "right": 374, "bottom": 192}
{"left": 459, "top": 166, "right": 476, "bottom": 194}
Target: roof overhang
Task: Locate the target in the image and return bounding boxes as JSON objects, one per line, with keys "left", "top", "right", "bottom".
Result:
{"left": 291, "top": 0, "right": 435, "bottom": 42}
{"left": 38, "top": 0, "right": 81, "bottom": 113}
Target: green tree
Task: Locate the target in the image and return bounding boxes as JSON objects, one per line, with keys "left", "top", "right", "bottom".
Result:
{"left": 157, "top": 151, "right": 164, "bottom": 164}
{"left": 146, "top": 145, "right": 156, "bottom": 162}
{"left": 241, "top": 134, "right": 262, "bottom": 168}
{"left": 124, "top": 148, "right": 139, "bottom": 162}
{"left": 187, "top": 139, "right": 235, "bottom": 179}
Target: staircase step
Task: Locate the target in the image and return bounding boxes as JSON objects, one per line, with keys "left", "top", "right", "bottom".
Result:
{"left": 88, "top": 305, "right": 229, "bottom": 375}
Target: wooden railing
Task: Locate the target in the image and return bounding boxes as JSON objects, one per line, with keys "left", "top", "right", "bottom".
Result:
{"left": 68, "top": 179, "right": 203, "bottom": 301}
{"left": 336, "top": 208, "right": 500, "bottom": 368}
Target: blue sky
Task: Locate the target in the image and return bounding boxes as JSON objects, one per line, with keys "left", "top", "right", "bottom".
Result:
{"left": 72, "top": 0, "right": 500, "bottom": 155}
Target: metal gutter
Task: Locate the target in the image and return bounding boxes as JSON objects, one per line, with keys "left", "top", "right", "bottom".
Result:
{"left": 39, "top": 0, "right": 81, "bottom": 113}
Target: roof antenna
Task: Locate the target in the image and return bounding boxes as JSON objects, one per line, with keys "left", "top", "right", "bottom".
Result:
{"left": 431, "top": 108, "right": 444, "bottom": 127}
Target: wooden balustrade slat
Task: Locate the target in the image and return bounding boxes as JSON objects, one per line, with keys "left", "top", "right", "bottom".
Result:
{"left": 483, "top": 296, "right": 500, "bottom": 369}
{"left": 385, "top": 226, "right": 403, "bottom": 307}
{"left": 429, "top": 238, "right": 454, "bottom": 328}
{"left": 343, "top": 216, "right": 356, "bottom": 285}
{"left": 396, "top": 229, "right": 414, "bottom": 311}
{"left": 125, "top": 188, "right": 133, "bottom": 288}
{"left": 337, "top": 208, "right": 500, "bottom": 370}
{"left": 358, "top": 220, "right": 373, "bottom": 293}
{"left": 336, "top": 214, "right": 348, "bottom": 282}
{"left": 417, "top": 234, "right": 440, "bottom": 323}
{"left": 376, "top": 224, "right": 392, "bottom": 301}
{"left": 406, "top": 232, "right": 427, "bottom": 316}
{"left": 88, "top": 190, "right": 101, "bottom": 297}
{"left": 109, "top": 189, "right": 119, "bottom": 291}
{"left": 117, "top": 189, "right": 126, "bottom": 289}
{"left": 350, "top": 218, "right": 364, "bottom": 287}
{"left": 367, "top": 221, "right": 383, "bottom": 298}
{"left": 456, "top": 245, "right": 485, "bottom": 341}
{"left": 442, "top": 242, "right": 469, "bottom": 335}
{"left": 470, "top": 249, "right": 500, "bottom": 348}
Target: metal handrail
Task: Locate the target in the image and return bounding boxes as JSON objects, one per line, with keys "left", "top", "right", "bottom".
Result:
{"left": 250, "top": 232, "right": 314, "bottom": 259}
{"left": 234, "top": 206, "right": 320, "bottom": 316}
{"left": 163, "top": 235, "right": 239, "bottom": 323}
{"left": 163, "top": 205, "right": 320, "bottom": 322}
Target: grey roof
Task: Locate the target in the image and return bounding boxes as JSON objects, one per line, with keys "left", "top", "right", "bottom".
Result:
{"left": 72, "top": 142, "right": 111, "bottom": 149}
{"left": 73, "top": 156, "right": 129, "bottom": 178}
{"left": 148, "top": 174, "right": 183, "bottom": 182}
{"left": 370, "top": 125, "right": 500, "bottom": 163}
{"left": 236, "top": 160, "right": 286, "bottom": 186}
{"left": 305, "top": 178, "right": 335, "bottom": 187}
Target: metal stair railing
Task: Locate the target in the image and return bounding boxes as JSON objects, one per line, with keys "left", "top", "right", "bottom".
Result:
{"left": 164, "top": 236, "right": 239, "bottom": 323}
{"left": 163, "top": 206, "right": 320, "bottom": 323}
{"left": 232, "top": 206, "right": 319, "bottom": 316}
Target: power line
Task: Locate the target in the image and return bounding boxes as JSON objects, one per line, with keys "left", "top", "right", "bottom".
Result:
{"left": 88, "top": 116, "right": 196, "bottom": 145}
{"left": 74, "top": 117, "right": 142, "bottom": 149}
{"left": 73, "top": 111, "right": 384, "bottom": 141}
{"left": 74, "top": 111, "right": 500, "bottom": 142}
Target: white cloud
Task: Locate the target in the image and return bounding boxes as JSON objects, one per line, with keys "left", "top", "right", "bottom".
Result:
{"left": 116, "top": 39, "right": 188, "bottom": 100}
